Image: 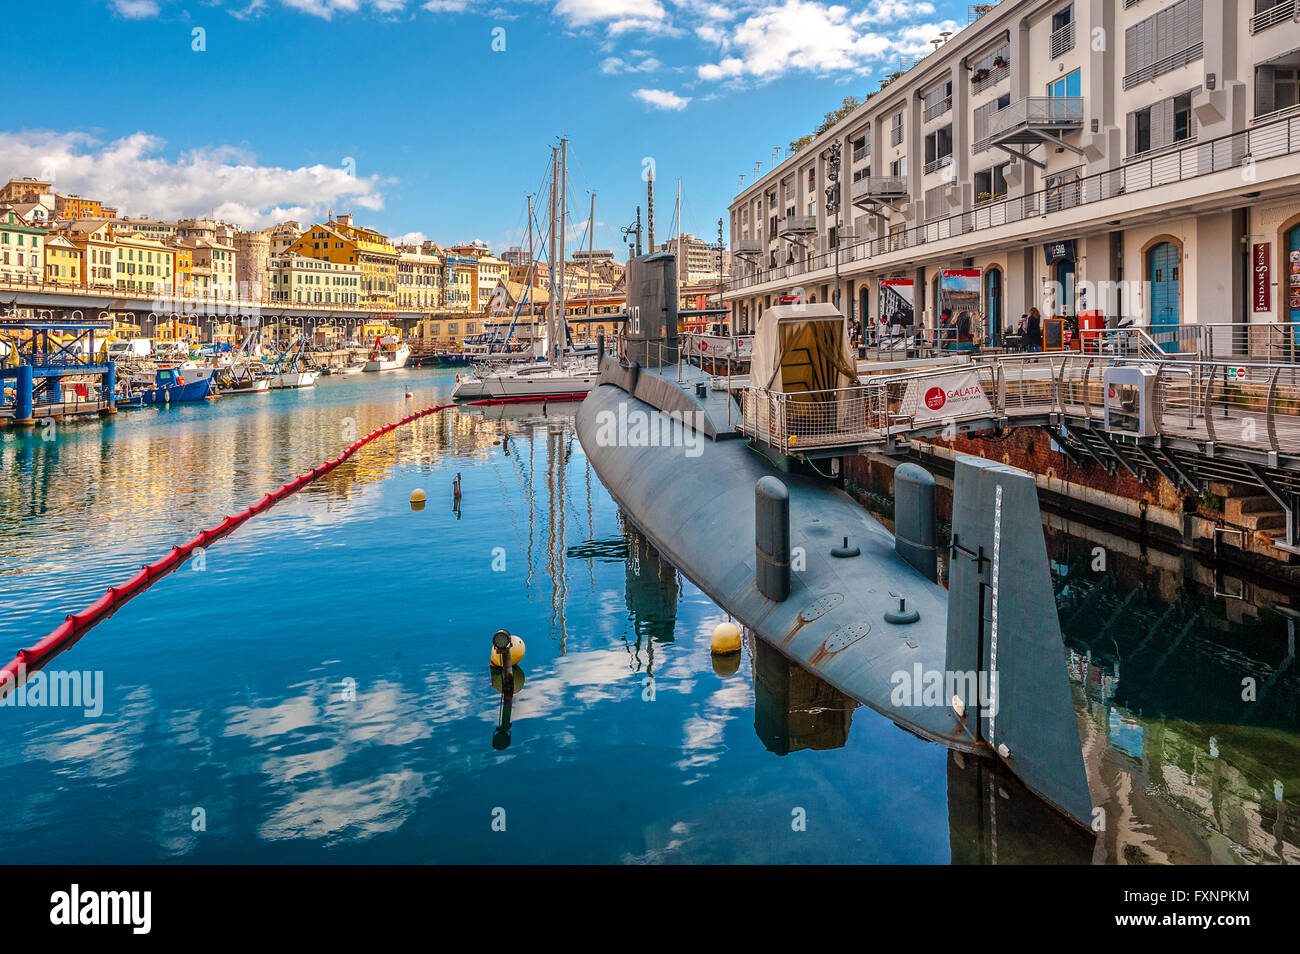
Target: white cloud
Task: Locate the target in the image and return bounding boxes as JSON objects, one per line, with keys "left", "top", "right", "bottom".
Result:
{"left": 393, "top": 230, "right": 430, "bottom": 245}
{"left": 554, "top": 0, "right": 673, "bottom": 35}
{"left": 0, "top": 130, "right": 386, "bottom": 230}
{"left": 633, "top": 87, "right": 691, "bottom": 110}
{"left": 601, "top": 54, "right": 661, "bottom": 74}
{"left": 110, "top": 0, "right": 160, "bottom": 17}
{"left": 697, "top": 0, "right": 955, "bottom": 83}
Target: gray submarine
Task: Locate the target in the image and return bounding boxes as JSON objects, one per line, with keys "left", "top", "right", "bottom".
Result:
{"left": 575, "top": 251, "right": 1096, "bottom": 829}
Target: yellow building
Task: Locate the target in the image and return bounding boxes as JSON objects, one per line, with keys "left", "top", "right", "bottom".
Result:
{"left": 43, "top": 235, "right": 81, "bottom": 287}
{"left": 285, "top": 214, "right": 397, "bottom": 310}
{"left": 396, "top": 246, "right": 443, "bottom": 310}
{"left": 57, "top": 221, "right": 116, "bottom": 290}
{"left": 266, "top": 253, "right": 361, "bottom": 306}
{"left": 113, "top": 232, "right": 175, "bottom": 295}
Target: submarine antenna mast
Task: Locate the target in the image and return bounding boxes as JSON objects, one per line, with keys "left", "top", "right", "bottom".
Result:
{"left": 646, "top": 166, "right": 655, "bottom": 252}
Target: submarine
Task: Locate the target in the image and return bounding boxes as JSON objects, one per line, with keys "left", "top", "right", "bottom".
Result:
{"left": 575, "top": 251, "right": 1096, "bottom": 829}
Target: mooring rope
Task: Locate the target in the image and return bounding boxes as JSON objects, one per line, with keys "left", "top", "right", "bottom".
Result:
{"left": 0, "top": 392, "right": 584, "bottom": 694}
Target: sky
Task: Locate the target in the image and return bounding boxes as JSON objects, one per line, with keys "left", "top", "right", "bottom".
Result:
{"left": 3, "top": 0, "right": 966, "bottom": 253}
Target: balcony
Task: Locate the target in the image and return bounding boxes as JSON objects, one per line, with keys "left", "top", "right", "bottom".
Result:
{"left": 779, "top": 215, "right": 817, "bottom": 237}
{"left": 1251, "top": 0, "right": 1295, "bottom": 33}
{"left": 852, "top": 143, "right": 869, "bottom": 162}
{"left": 1050, "top": 21, "right": 1075, "bottom": 58}
{"left": 733, "top": 237, "right": 763, "bottom": 256}
{"left": 850, "top": 176, "right": 908, "bottom": 202}
{"left": 984, "top": 96, "right": 1085, "bottom": 167}
{"left": 924, "top": 154, "right": 954, "bottom": 176}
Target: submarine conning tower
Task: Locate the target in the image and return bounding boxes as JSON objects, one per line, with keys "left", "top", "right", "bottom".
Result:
{"left": 623, "top": 252, "right": 678, "bottom": 369}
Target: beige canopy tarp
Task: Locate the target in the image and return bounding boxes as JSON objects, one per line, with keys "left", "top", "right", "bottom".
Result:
{"left": 749, "top": 303, "right": 858, "bottom": 394}
{"left": 746, "top": 304, "right": 864, "bottom": 447}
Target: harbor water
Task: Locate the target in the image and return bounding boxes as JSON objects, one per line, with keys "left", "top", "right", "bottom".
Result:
{"left": 0, "top": 369, "right": 1295, "bottom": 863}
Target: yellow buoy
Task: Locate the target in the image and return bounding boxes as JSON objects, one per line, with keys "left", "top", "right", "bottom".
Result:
{"left": 410, "top": 488, "right": 426, "bottom": 503}
{"left": 490, "top": 634, "right": 526, "bottom": 668}
{"left": 710, "top": 621, "right": 741, "bottom": 655}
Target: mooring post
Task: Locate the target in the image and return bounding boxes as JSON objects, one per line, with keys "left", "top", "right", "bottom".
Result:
{"left": 755, "top": 476, "right": 791, "bottom": 601}
{"left": 596, "top": 329, "right": 605, "bottom": 372}
{"left": 100, "top": 362, "right": 117, "bottom": 416}
{"left": 14, "top": 364, "right": 34, "bottom": 425}
{"left": 894, "top": 463, "right": 938, "bottom": 582}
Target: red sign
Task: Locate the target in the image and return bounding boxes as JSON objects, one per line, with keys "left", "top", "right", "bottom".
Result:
{"left": 1253, "top": 243, "right": 1271, "bottom": 313}
{"left": 924, "top": 387, "right": 947, "bottom": 411}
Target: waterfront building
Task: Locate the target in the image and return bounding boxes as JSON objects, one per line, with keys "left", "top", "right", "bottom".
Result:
{"left": 267, "top": 221, "right": 303, "bottom": 255}
{"left": 286, "top": 215, "right": 397, "bottom": 309}
{"left": 173, "top": 236, "right": 237, "bottom": 298}
{"left": 265, "top": 253, "right": 361, "bottom": 306}
{"left": 0, "top": 206, "right": 46, "bottom": 284}
{"left": 725, "top": 0, "right": 1300, "bottom": 346}
{"left": 43, "top": 234, "right": 81, "bottom": 287}
{"left": 475, "top": 253, "right": 508, "bottom": 311}
{"left": 396, "top": 246, "right": 444, "bottom": 311}
{"left": 56, "top": 220, "right": 116, "bottom": 291}
{"left": 112, "top": 232, "right": 175, "bottom": 295}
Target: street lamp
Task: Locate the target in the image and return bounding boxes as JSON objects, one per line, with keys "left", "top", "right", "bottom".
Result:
{"left": 822, "top": 140, "right": 843, "bottom": 320}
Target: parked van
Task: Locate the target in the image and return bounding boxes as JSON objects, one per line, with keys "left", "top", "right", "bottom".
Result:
{"left": 107, "top": 338, "right": 152, "bottom": 359}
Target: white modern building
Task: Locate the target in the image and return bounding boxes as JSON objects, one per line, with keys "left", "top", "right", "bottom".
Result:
{"left": 726, "top": 0, "right": 1300, "bottom": 352}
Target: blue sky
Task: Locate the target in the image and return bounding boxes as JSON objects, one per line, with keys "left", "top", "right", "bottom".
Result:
{"left": 3, "top": 0, "right": 964, "bottom": 251}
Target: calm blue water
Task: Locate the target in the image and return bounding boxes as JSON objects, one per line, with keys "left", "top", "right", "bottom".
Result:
{"left": 0, "top": 371, "right": 962, "bottom": 863}
{"left": 1, "top": 370, "right": 1294, "bottom": 863}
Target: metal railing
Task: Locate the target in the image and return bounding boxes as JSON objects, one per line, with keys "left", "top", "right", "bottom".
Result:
{"left": 1250, "top": 0, "right": 1295, "bottom": 33}
{"left": 985, "top": 96, "right": 1084, "bottom": 139}
{"left": 734, "top": 350, "right": 1300, "bottom": 456}
{"left": 1049, "top": 21, "right": 1075, "bottom": 58}
{"left": 728, "top": 111, "right": 1300, "bottom": 293}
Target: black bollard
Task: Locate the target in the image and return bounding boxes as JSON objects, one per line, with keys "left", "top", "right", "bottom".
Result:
{"left": 755, "top": 476, "right": 791, "bottom": 602}
{"left": 894, "top": 463, "right": 937, "bottom": 582}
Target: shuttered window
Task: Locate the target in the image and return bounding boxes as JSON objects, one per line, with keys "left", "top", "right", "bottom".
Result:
{"left": 1124, "top": 0, "right": 1203, "bottom": 87}
{"left": 1126, "top": 87, "right": 1201, "bottom": 156}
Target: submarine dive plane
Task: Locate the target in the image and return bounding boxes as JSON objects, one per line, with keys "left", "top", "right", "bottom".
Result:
{"left": 575, "top": 251, "right": 1094, "bottom": 829}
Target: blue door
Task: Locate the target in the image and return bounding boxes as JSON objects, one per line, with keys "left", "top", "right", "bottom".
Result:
{"left": 985, "top": 268, "right": 1002, "bottom": 337}
{"left": 1148, "top": 242, "right": 1180, "bottom": 352}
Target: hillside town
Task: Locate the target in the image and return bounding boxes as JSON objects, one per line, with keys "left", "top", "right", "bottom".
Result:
{"left": 0, "top": 175, "right": 729, "bottom": 352}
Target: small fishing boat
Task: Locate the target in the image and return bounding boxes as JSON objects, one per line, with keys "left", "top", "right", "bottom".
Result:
{"left": 137, "top": 367, "right": 216, "bottom": 405}
{"left": 362, "top": 336, "right": 411, "bottom": 372}
{"left": 266, "top": 338, "right": 318, "bottom": 389}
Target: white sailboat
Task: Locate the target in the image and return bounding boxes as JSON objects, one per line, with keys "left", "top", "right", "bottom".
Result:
{"left": 453, "top": 139, "right": 596, "bottom": 402}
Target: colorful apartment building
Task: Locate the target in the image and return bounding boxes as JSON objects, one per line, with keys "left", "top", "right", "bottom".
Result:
{"left": 0, "top": 206, "right": 46, "bottom": 284}
{"left": 113, "top": 232, "right": 175, "bottom": 295}
{"left": 266, "top": 253, "right": 362, "bottom": 305}
{"left": 43, "top": 235, "right": 82, "bottom": 287}
{"left": 286, "top": 215, "right": 398, "bottom": 309}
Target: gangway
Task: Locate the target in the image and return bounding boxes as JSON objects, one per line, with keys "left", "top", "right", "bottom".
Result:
{"left": 0, "top": 319, "right": 116, "bottom": 425}
{"left": 731, "top": 350, "right": 1300, "bottom": 555}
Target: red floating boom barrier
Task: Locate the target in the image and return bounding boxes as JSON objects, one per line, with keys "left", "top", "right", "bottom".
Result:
{"left": 0, "top": 396, "right": 554, "bottom": 696}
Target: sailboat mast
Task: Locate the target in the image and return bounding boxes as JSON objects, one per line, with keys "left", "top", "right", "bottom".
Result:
{"left": 586, "top": 191, "right": 595, "bottom": 330}
{"left": 557, "top": 137, "right": 568, "bottom": 371}
{"left": 547, "top": 147, "right": 558, "bottom": 366}
{"left": 526, "top": 193, "right": 535, "bottom": 343}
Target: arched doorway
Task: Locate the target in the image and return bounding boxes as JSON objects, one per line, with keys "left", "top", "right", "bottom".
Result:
{"left": 984, "top": 267, "right": 1003, "bottom": 339}
{"left": 1147, "top": 241, "right": 1181, "bottom": 352}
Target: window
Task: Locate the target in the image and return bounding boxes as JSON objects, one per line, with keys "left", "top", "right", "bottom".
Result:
{"left": 924, "top": 125, "right": 953, "bottom": 173}
{"left": 1256, "top": 64, "right": 1300, "bottom": 117}
{"left": 1048, "top": 69, "right": 1081, "bottom": 98}
{"left": 1128, "top": 87, "right": 1200, "bottom": 155}
{"left": 891, "top": 111, "right": 904, "bottom": 146}
{"left": 974, "top": 163, "right": 1009, "bottom": 201}
{"left": 1124, "top": 0, "right": 1204, "bottom": 88}
{"left": 890, "top": 156, "right": 907, "bottom": 178}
